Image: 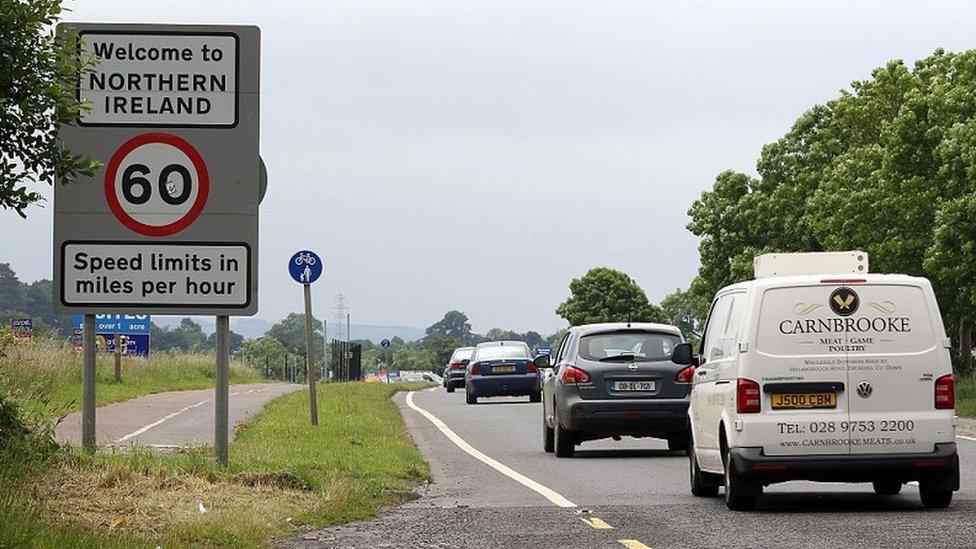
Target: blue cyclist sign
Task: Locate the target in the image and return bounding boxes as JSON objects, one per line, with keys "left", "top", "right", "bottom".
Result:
{"left": 288, "top": 250, "right": 322, "bottom": 284}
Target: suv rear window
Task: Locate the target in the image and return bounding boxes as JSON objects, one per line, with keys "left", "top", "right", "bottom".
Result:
{"left": 475, "top": 345, "right": 530, "bottom": 360}
{"left": 451, "top": 348, "right": 473, "bottom": 361}
{"left": 579, "top": 331, "right": 680, "bottom": 362}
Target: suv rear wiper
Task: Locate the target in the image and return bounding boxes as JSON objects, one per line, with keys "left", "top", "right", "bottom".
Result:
{"left": 599, "top": 353, "right": 636, "bottom": 362}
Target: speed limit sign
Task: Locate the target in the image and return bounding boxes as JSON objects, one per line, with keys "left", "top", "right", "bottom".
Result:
{"left": 104, "top": 133, "right": 210, "bottom": 237}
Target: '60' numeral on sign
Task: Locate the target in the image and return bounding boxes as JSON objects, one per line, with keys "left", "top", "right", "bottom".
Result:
{"left": 105, "top": 133, "right": 210, "bottom": 237}
{"left": 121, "top": 163, "right": 193, "bottom": 206}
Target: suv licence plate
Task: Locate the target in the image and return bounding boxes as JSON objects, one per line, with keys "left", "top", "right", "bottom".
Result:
{"left": 771, "top": 392, "right": 837, "bottom": 409}
{"left": 613, "top": 380, "right": 655, "bottom": 392}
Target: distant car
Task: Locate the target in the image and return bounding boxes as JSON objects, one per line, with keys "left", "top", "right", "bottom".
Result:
{"left": 464, "top": 341, "right": 542, "bottom": 404}
{"left": 541, "top": 323, "right": 692, "bottom": 457}
{"left": 445, "top": 347, "right": 475, "bottom": 393}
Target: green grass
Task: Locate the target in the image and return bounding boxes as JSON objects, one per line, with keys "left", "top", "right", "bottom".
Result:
{"left": 0, "top": 339, "right": 263, "bottom": 418}
{"left": 1, "top": 380, "right": 434, "bottom": 547}
{"left": 956, "top": 374, "right": 976, "bottom": 416}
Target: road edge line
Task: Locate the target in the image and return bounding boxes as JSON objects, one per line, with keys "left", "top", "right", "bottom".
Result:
{"left": 405, "top": 391, "right": 577, "bottom": 508}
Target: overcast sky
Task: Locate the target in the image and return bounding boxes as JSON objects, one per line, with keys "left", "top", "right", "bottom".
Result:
{"left": 5, "top": 1, "right": 976, "bottom": 334}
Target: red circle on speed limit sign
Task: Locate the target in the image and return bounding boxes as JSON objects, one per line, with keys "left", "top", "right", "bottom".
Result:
{"left": 104, "top": 132, "right": 210, "bottom": 236}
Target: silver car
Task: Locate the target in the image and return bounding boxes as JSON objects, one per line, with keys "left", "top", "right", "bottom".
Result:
{"left": 541, "top": 323, "right": 694, "bottom": 457}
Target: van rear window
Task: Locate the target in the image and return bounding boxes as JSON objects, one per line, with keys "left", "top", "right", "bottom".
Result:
{"left": 755, "top": 284, "right": 936, "bottom": 356}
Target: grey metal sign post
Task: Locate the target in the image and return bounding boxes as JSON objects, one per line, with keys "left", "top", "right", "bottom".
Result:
{"left": 55, "top": 23, "right": 261, "bottom": 465}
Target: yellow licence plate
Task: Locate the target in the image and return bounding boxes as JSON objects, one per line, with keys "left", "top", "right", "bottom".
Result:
{"left": 493, "top": 365, "right": 516, "bottom": 373}
{"left": 771, "top": 392, "right": 837, "bottom": 409}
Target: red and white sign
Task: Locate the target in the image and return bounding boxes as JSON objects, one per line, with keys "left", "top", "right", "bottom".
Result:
{"left": 104, "top": 132, "right": 209, "bottom": 236}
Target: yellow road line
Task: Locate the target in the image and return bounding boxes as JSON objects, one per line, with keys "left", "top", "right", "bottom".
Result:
{"left": 618, "top": 540, "right": 652, "bottom": 549}
{"left": 580, "top": 517, "right": 613, "bottom": 529}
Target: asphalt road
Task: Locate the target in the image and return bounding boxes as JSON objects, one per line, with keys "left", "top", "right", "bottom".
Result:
{"left": 286, "top": 386, "right": 976, "bottom": 549}
{"left": 55, "top": 383, "right": 302, "bottom": 448}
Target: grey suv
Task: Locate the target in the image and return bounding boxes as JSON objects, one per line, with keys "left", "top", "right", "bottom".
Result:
{"left": 541, "top": 323, "right": 694, "bottom": 457}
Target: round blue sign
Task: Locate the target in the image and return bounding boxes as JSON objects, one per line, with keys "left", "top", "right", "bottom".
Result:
{"left": 288, "top": 250, "right": 323, "bottom": 284}
{"left": 381, "top": 339, "right": 391, "bottom": 349}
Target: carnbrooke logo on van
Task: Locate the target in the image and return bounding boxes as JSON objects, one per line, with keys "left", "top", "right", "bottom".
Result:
{"left": 779, "top": 288, "right": 912, "bottom": 335}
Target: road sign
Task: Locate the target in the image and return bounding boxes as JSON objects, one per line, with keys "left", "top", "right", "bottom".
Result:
{"left": 54, "top": 23, "right": 261, "bottom": 316}
{"left": 10, "top": 319, "right": 33, "bottom": 343}
{"left": 73, "top": 314, "right": 151, "bottom": 335}
{"left": 104, "top": 132, "right": 210, "bottom": 236}
{"left": 289, "top": 250, "right": 322, "bottom": 284}
{"left": 536, "top": 347, "right": 552, "bottom": 356}
{"left": 381, "top": 338, "right": 391, "bottom": 349}
{"left": 72, "top": 314, "right": 151, "bottom": 357}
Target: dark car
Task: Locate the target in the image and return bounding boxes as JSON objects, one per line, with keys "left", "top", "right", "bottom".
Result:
{"left": 444, "top": 346, "right": 475, "bottom": 393}
{"left": 464, "top": 341, "right": 541, "bottom": 404}
{"left": 541, "top": 323, "right": 693, "bottom": 457}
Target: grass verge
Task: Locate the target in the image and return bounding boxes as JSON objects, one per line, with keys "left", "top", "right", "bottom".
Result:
{"left": 0, "top": 339, "right": 263, "bottom": 418}
{"left": 3, "top": 381, "right": 433, "bottom": 547}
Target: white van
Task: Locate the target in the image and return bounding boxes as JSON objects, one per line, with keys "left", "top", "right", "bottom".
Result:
{"left": 682, "top": 259, "right": 959, "bottom": 511}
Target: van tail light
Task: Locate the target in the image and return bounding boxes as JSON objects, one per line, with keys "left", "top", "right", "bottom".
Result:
{"left": 450, "top": 361, "right": 464, "bottom": 370}
{"left": 675, "top": 365, "right": 696, "bottom": 383}
{"left": 820, "top": 278, "right": 866, "bottom": 284}
{"left": 470, "top": 362, "right": 482, "bottom": 375}
{"left": 526, "top": 361, "right": 538, "bottom": 373}
{"left": 935, "top": 374, "right": 955, "bottom": 410}
{"left": 560, "top": 365, "right": 590, "bottom": 385}
{"left": 736, "top": 378, "right": 761, "bottom": 414}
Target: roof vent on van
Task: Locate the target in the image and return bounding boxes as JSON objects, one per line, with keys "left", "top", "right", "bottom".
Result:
{"left": 753, "top": 251, "right": 869, "bottom": 279}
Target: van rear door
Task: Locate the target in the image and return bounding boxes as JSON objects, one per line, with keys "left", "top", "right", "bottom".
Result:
{"left": 843, "top": 281, "right": 951, "bottom": 455}
{"left": 753, "top": 284, "right": 852, "bottom": 456}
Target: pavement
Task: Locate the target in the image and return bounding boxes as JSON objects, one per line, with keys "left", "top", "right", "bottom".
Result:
{"left": 282, "top": 386, "right": 976, "bottom": 549}
{"left": 55, "top": 383, "right": 303, "bottom": 448}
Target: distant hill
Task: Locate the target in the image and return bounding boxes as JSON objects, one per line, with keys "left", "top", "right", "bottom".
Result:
{"left": 152, "top": 316, "right": 424, "bottom": 343}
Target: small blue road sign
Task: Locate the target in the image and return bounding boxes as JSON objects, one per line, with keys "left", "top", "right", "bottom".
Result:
{"left": 381, "top": 339, "right": 391, "bottom": 349}
{"left": 536, "top": 347, "right": 552, "bottom": 356}
{"left": 289, "top": 250, "right": 323, "bottom": 284}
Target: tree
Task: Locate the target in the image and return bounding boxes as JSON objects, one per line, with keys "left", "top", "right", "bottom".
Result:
{"left": 688, "top": 48, "right": 976, "bottom": 374}
{"left": 239, "top": 335, "right": 287, "bottom": 370}
{"left": 206, "top": 329, "right": 244, "bottom": 353}
{"left": 151, "top": 318, "right": 208, "bottom": 352}
{"left": 425, "top": 310, "right": 475, "bottom": 343}
{"left": 556, "top": 268, "right": 666, "bottom": 326}
{"left": 421, "top": 334, "right": 466, "bottom": 367}
{"left": 925, "top": 193, "right": 976, "bottom": 375}
{"left": 267, "top": 313, "right": 324, "bottom": 361}
{"left": 660, "top": 287, "right": 706, "bottom": 349}
{"left": 1, "top": 0, "right": 99, "bottom": 216}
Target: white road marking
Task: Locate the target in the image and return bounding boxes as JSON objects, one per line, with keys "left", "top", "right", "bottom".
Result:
{"left": 618, "top": 540, "right": 652, "bottom": 549}
{"left": 405, "top": 391, "right": 577, "bottom": 508}
{"left": 957, "top": 434, "right": 976, "bottom": 442}
{"left": 115, "top": 398, "right": 211, "bottom": 443}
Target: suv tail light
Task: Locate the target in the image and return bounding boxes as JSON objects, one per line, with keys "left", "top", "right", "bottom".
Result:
{"left": 675, "top": 365, "right": 695, "bottom": 383}
{"left": 470, "top": 362, "right": 482, "bottom": 375}
{"left": 560, "top": 365, "right": 590, "bottom": 385}
{"left": 526, "top": 361, "right": 538, "bottom": 373}
{"left": 736, "top": 378, "right": 761, "bottom": 414}
{"left": 935, "top": 374, "right": 955, "bottom": 410}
